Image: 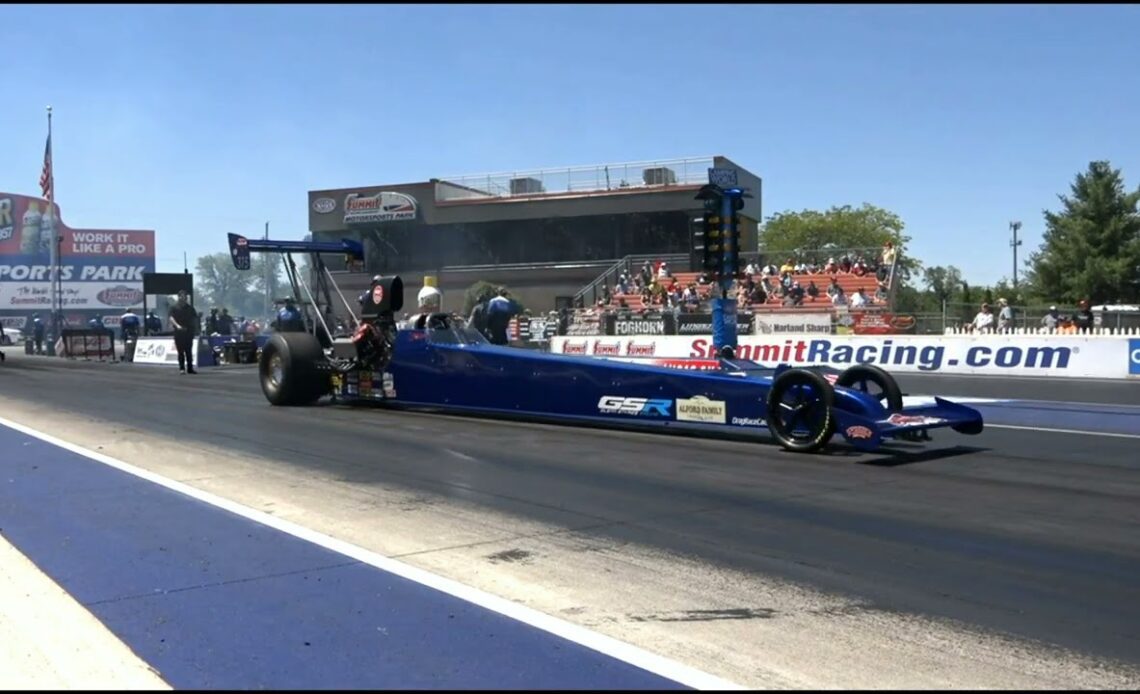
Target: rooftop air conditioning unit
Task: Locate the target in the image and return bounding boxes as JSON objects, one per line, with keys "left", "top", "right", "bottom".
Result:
{"left": 510, "top": 177, "right": 545, "bottom": 195}
{"left": 643, "top": 166, "right": 677, "bottom": 186}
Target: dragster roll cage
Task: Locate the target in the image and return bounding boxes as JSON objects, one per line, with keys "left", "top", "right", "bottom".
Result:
{"left": 226, "top": 233, "right": 366, "bottom": 343}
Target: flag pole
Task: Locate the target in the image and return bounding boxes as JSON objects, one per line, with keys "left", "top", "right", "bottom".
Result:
{"left": 46, "top": 105, "right": 59, "bottom": 351}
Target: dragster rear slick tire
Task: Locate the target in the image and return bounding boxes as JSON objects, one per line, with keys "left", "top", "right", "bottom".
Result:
{"left": 766, "top": 368, "right": 837, "bottom": 453}
{"left": 259, "top": 332, "right": 330, "bottom": 406}
{"left": 835, "top": 363, "right": 904, "bottom": 412}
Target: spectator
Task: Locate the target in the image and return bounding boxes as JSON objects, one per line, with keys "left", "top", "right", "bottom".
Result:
{"left": 826, "top": 277, "right": 843, "bottom": 301}
{"left": 780, "top": 257, "right": 795, "bottom": 275}
{"left": 882, "top": 241, "right": 897, "bottom": 264}
{"left": 275, "top": 298, "right": 306, "bottom": 332}
{"left": 806, "top": 280, "right": 820, "bottom": 301}
{"left": 997, "top": 298, "right": 1014, "bottom": 333}
{"left": 217, "top": 308, "right": 235, "bottom": 336}
{"left": 145, "top": 311, "right": 162, "bottom": 335}
{"left": 485, "top": 287, "right": 520, "bottom": 345}
{"left": 120, "top": 308, "right": 141, "bottom": 340}
{"left": 972, "top": 303, "right": 995, "bottom": 333}
{"left": 206, "top": 308, "right": 220, "bottom": 335}
{"left": 657, "top": 261, "right": 672, "bottom": 279}
{"left": 824, "top": 257, "right": 838, "bottom": 274}
{"left": 26, "top": 313, "right": 46, "bottom": 355}
{"left": 168, "top": 290, "right": 199, "bottom": 375}
{"left": 1073, "top": 300, "right": 1094, "bottom": 333}
{"left": 790, "top": 281, "right": 805, "bottom": 305}
{"left": 874, "top": 280, "right": 889, "bottom": 304}
{"left": 850, "top": 288, "right": 868, "bottom": 308}
{"left": 748, "top": 283, "right": 767, "bottom": 304}
{"left": 744, "top": 259, "right": 759, "bottom": 276}
{"left": 1041, "top": 305, "right": 1061, "bottom": 331}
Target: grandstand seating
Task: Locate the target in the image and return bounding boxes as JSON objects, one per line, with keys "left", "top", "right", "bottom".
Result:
{"left": 610, "top": 270, "right": 884, "bottom": 311}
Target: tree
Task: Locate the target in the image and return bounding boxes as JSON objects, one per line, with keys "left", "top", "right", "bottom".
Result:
{"left": 195, "top": 253, "right": 260, "bottom": 318}
{"left": 758, "top": 203, "right": 921, "bottom": 282}
{"left": 922, "top": 265, "right": 963, "bottom": 304}
{"left": 1023, "top": 161, "right": 1140, "bottom": 304}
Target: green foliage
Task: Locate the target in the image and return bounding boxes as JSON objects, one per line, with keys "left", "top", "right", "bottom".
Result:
{"left": 1023, "top": 161, "right": 1140, "bottom": 304}
{"left": 195, "top": 250, "right": 287, "bottom": 319}
{"left": 921, "top": 265, "right": 963, "bottom": 302}
{"left": 758, "top": 203, "right": 921, "bottom": 283}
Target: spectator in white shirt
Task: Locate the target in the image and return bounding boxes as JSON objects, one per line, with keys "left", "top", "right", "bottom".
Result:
{"left": 997, "top": 298, "right": 1014, "bottom": 332}
{"left": 744, "top": 260, "right": 759, "bottom": 276}
{"left": 972, "top": 303, "right": 995, "bottom": 333}
{"left": 849, "top": 288, "right": 868, "bottom": 307}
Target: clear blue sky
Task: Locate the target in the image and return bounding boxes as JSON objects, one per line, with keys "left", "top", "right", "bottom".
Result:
{"left": 2, "top": 3, "right": 1138, "bottom": 286}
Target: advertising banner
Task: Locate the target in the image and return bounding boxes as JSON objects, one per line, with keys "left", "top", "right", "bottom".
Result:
{"left": 752, "top": 312, "right": 832, "bottom": 336}
{"left": 550, "top": 334, "right": 1135, "bottom": 379}
{"left": 674, "top": 312, "right": 755, "bottom": 336}
{"left": 834, "top": 309, "right": 916, "bottom": 335}
{"left": 0, "top": 192, "right": 155, "bottom": 315}
{"left": 564, "top": 313, "right": 606, "bottom": 336}
{"left": 604, "top": 312, "right": 675, "bottom": 336}
{"left": 343, "top": 191, "right": 418, "bottom": 225}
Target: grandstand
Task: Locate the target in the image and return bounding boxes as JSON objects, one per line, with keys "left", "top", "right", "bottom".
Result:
{"left": 573, "top": 244, "right": 899, "bottom": 314}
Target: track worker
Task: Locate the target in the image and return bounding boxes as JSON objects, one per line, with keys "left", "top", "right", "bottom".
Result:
{"left": 168, "top": 290, "right": 199, "bottom": 374}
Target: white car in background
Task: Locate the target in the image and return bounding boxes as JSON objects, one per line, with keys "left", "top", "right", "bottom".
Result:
{"left": 0, "top": 327, "right": 23, "bottom": 346}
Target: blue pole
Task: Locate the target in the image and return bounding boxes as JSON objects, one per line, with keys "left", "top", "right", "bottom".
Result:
{"left": 711, "top": 192, "right": 739, "bottom": 357}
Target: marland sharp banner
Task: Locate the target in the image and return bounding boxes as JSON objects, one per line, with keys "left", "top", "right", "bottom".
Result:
{"left": 0, "top": 192, "right": 155, "bottom": 313}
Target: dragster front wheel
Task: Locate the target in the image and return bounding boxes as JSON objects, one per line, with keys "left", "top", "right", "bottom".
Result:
{"left": 259, "top": 332, "right": 329, "bottom": 406}
{"left": 766, "top": 368, "right": 837, "bottom": 453}
{"left": 835, "top": 364, "right": 904, "bottom": 412}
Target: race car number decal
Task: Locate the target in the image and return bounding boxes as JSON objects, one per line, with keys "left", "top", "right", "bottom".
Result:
{"left": 597, "top": 396, "right": 672, "bottom": 417}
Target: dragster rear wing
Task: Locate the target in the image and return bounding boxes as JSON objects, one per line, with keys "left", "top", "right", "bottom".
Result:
{"left": 227, "top": 233, "right": 364, "bottom": 270}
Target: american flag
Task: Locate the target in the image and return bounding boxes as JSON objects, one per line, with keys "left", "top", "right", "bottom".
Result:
{"left": 39, "top": 132, "right": 52, "bottom": 200}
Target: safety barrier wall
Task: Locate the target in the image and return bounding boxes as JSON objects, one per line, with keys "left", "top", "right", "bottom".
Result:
{"left": 549, "top": 333, "right": 1140, "bottom": 379}
{"left": 54, "top": 329, "right": 115, "bottom": 361}
{"left": 132, "top": 336, "right": 206, "bottom": 367}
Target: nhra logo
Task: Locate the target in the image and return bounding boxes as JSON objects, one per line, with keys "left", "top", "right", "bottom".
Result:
{"left": 135, "top": 342, "right": 166, "bottom": 359}
{"left": 562, "top": 341, "right": 588, "bottom": 355}
{"left": 96, "top": 285, "right": 144, "bottom": 307}
{"left": 626, "top": 342, "right": 656, "bottom": 357}
{"left": 592, "top": 340, "right": 621, "bottom": 356}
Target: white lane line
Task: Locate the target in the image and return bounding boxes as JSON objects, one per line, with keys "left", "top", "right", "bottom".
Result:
{"left": 443, "top": 448, "right": 479, "bottom": 463}
{"left": 0, "top": 415, "right": 742, "bottom": 691}
{"left": 0, "top": 533, "right": 171, "bottom": 690}
{"left": 902, "top": 396, "right": 1011, "bottom": 408}
{"left": 986, "top": 424, "right": 1140, "bottom": 440}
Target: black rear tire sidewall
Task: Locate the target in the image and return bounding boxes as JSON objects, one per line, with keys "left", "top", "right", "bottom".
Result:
{"left": 259, "top": 333, "right": 327, "bottom": 406}
{"left": 766, "top": 368, "right": 836, "bottom": 453}
{"left": 835, "top": 364, "right": 903, "bottom": 412}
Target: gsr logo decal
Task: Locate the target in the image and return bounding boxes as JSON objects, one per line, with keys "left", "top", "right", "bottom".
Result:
{"left": 597, "top": 396, "right": 672, "bottom": 417}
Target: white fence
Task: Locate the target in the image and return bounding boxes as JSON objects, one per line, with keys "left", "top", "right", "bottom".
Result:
{"left": 549, "top": 333, "right": 1140, "bottom": 380}
{"left": 943, "top": 326, "right": 1140, "bottom": 336}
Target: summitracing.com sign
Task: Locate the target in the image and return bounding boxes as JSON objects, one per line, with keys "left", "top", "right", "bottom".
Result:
{"left": 549, "top": 334, "right": 1135, "bottom": 379}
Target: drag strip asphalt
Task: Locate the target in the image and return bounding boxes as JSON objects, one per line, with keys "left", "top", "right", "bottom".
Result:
{"left": 3, "top": 354, "right": 1140, "bottom": 681}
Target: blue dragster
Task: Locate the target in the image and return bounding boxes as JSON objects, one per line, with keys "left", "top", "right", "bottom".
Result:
{"left": 256, "top": 275, "right": 984, "bottom": 454}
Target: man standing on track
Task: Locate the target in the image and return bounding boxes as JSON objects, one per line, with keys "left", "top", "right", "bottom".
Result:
{"left": 168, "top": 290, "right": 199, "bottom": 374}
